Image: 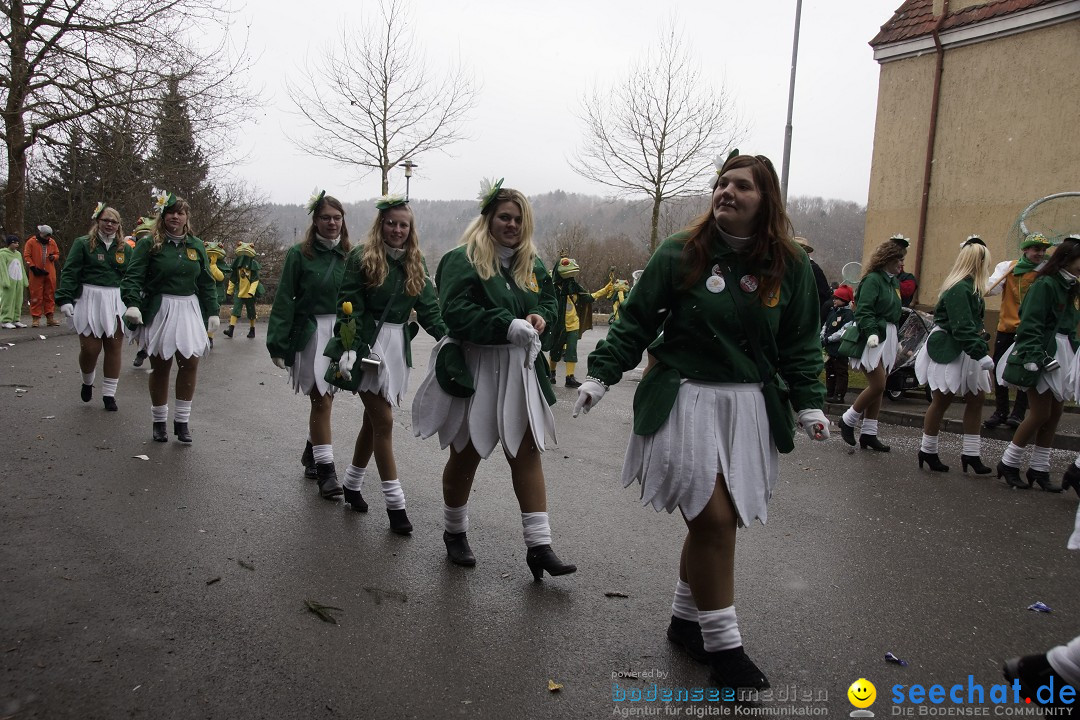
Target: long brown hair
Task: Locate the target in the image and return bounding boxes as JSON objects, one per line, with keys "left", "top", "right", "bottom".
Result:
{"left": 682, "top": 153, "right": 797, "bottom": 298}
{"left": 354, "top": 204, "right": 427, "bottom": 296}
{"left": 862, "top": 238, "right": 907, "bottom": 277}
{"left": 302, "top": 195, "right": 352, "bottom": 258}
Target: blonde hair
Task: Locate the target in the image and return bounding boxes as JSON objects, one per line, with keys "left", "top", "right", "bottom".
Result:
{"left": 354, "top": 205, "right": 427, "bottom": 296}
{"left": 151, "top": 196, "right": 193, "bottom": 253}
{"left": 939, "top": 241, "right": 991, "bottom": 296}
{"left": 461, "top": 188, "right": 537, "bottom": 288}
{"left": 86, "top": 207, "right": 124, "bottom": 252}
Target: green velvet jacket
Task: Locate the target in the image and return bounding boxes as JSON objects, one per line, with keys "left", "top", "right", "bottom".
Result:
{"left": 119, "top": 235, "right": 218, "bottom": 326}
{"left": 850, "top": 270, "right": 903, "bottom": 356}
{"left": 266, "top": 241, "right": 347, "bottom": 365}
{"left": 1011, "top": 272, "right": 1080, "bottom": 365}
{"left": 926, "top": 277, "right": 988, "bottom": 363}
{"left": 56, "top": 235, "right": 132, "bottom": 306}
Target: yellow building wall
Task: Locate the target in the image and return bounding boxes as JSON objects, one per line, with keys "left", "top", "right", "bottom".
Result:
{"left": 865, "top": 20, "right": 1080, "bottom": 311}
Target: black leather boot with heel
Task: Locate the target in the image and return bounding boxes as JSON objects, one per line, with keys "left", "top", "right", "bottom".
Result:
{"left": 860, "top": 434, "right": 890, "bottom": 452}
{"left": 997, "top": 461, "right": 1028, "bottom": 489}
{"left": 525, "top": 545, "right": 577, "bottom": 581}
{"left": 960, "top": 455, "right": 992, "bottom": 474}
{"left": 917, "top": 451, "right": 949, "bottom": 472}
{"left": 444, "top": 531, "right": 476, "bottom": 566}
{"left": 1027, "top": 468, "right": 1062, "bottom": 492}
{"left": 1062, "top": 464, "right": 1080, "bottom": 497}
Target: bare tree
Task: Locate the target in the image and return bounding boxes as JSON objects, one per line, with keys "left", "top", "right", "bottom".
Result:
{"left": 1, "top": 0, "right": 255, "bottom": 235}
{"left": 571, "top": 21, "right": 746, "bottom": 252}
{"left": 286, "top": 0, "right": 478, "bottom": 196}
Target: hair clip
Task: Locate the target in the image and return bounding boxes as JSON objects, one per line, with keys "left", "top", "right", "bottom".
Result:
{"left": 306, "top": 188, "right": 326, "bottom": 215}
{"left": 478, "top": 177, "right": 504, "bottom": 214}
{"left": 375, "top": 194, "right": 408, "bottom": 211}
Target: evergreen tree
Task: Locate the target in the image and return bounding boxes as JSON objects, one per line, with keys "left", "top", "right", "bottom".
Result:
{"left": 147, "top": 75, "right": 214, "bottom": 223}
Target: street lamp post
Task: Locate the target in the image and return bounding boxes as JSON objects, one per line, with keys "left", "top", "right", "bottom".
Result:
{"left": 399, "top": 159, "right": 418, "bottom": 200}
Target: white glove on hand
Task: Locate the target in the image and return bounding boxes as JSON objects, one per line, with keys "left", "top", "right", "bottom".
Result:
{"left": 866, "top": 334, "right": 880, "bottom": 348}
{"left": 339, "top": 350, "right": 357, "bottom": 381}
{"left": 272, "top": 357, "right": 286, "bottom": 370}
{"left": 797, "top": 408, "right": 830, "bottom": 441}
{"left": 526, "top": 334, "right": 541, "bottom": 368}
{"left": 1024, "top": 362, "right": 1039, "bottom": 372}
{"left": 207, "top": 316, "right": 220, "bottom": 333}
{"left": 60, "top": 303, "right": 74, "bottom": 318}
{"left": 123, "top": 306, "right": 143, "bottom": 325}
{"left": 573, "top": 380, "right": 607, "bottom": 418}
{"left": 507, "top": 318, "right": 538, "bottom": 347}
{"left": 978, "top": 355, "right": 995, "bottom": 371}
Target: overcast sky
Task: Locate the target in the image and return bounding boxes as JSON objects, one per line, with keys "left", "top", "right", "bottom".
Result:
{"left": 232, "top": 0, "right": 901, "bottom": 206}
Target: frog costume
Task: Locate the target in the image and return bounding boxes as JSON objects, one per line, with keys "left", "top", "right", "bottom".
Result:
{"left": 0, "top": 235, "right": 29, "bottom": 327}
{"left": 204, "top": 241, "right": 231, "bottom": 347}
{"left": 224, "top": 242, "right": 262, "bottom": 339}
{"left": 548, "top": 256, "right": 608, "bottom": 388}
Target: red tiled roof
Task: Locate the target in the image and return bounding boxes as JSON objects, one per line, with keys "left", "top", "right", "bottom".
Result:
{"left": 870, "top": 0, "right": 1060, "bottom": 46}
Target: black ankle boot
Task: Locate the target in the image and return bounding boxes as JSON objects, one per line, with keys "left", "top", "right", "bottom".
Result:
{"left": 997, "top": 461, "right": 1028, "bottom": 489}
{"left": 316, "top": 463, "right": 342, "bottom": 499}
{"left": 918, "top": 451, "right": 949, "bottom": 472}
{"left": 387, "top": 508, "right": 413, "bottom": 535}
{"left": 173, "top": 421, "right": 192, "bottom": 443}
{"left": 1062, "top": 464, "right": 1080, "bottom": 498}
{"left": 342, "top": 486, "right": 368, "bottom": 511}
{"left": 707, "top": 646, "right": 770, "bottom": 691}
{"left": 246, "top": 326, "right": 255, "bottom": 339}
{"left": 838, "top": 416, "right": 856, "bottom": 446}
{"left": 1027, "top": 468, "right": 1062, "bottom": 493}
{"left": 152, "top": 421, "right": 168, "bottom": 442}
{"left": 300, "top": 441, "right": 317, "bottom": 479}
{"left": 1003, "top": 654, "right": 1073, "bottom": 710}
{"left": 565, "top": 375, "right": 582, "bottom": 389}
{"left": 666, "top": 616, "right": 708, "bottom": 663}
{"left": 223, "top": 325, "right": 234, "bottom": 338}
{"left": 525, "top": 544, "right": 577, "bottom": 581}
{"left": 444, "top": 531, "right": 476, "bottom": 566}
{"left": 102, "top": 396, "right": 118, "bottom": 412}
{"left": 960, "top": 455, "right": 992, "bottom": 475}
{"left": 860, "top": 434, "right": 890, "bottom": 452}
{"left": 133, "top": 350, "right": 147, "bottom": 367}
{"left": 983, "top": 410, "right": 1007, "bottom": 429}
{"left": 80, "top": 383, "right": 93, "bottom": 402}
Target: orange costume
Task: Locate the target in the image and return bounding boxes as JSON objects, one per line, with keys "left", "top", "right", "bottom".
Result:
{"left": 24, "top": 227, "right": 60, "bottom": 324}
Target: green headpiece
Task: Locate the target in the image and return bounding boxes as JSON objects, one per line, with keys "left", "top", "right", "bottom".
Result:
{"left": 889, "top": 233, "right": 911, "bottom": 248}
{"left": 477, "top": 177, "right": 504, "bottom": 214}
{"left": 375, "top": 194, "right": 408, "bottom": 211}
{"left": 91, "top": 201, "right": 107, "bottom": 221}
{"left": 133, "top": 216, "right": 155, "bottom": 239}
{"left": 1021, "top": 232, "right": 1052, "bottom": 250}
{"left": 713, "top": 148, "right": 740, "bottom": 175}
{"left": 152, "top": 188, "right": 177, "bottom": 216}
{"left": 235, "top": 242, "right": 256, "bottom": 258}
{"left": 306, "top": 188, "right": 327, "bottom": 215}
{"left": 556, "top": 257, "right": 580, "bottom": 278}
{"left": 204, "top": 241, "right": 225, "bottom": 259}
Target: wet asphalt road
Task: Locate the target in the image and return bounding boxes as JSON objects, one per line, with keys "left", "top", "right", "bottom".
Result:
{"left": 2, "top": 323, "right": 1079, "bottom": 719}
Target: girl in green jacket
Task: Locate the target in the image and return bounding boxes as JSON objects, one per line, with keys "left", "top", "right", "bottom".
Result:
{"left": 55, "top": 204, "right": 132, "bottom": 411}
{"left": 575, "top": 153, "right": 827, "bottom": 692}
{"left": 912, "top": 237, "right": 994, "bottom": 473}
{"left": 326, "top": 196, "right": 446, "bottom": 534}
{"left": 412, "top": 183, "right": 573, "bottom": 581}
{"left": 120, "top": 193, "right": 219, "bottom": 444}
{"left": 995, "top": 237, "right": 1080, "bottom": 491}
{"left": 266, "top": 193, "right": 351, "bottom": 500}
{"left": 838, "top": 235, "right": 907, "bottom": 451}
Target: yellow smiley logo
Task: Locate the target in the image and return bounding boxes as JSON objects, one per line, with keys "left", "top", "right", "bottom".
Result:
{"left": 848, "top": 678, "right": 876, "bottom": 709}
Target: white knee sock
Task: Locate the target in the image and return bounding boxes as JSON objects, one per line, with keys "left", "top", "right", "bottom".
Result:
{"left": 1002, "top": 442, "right": 1027, "bottom": 468}
{"left": 521, "top": 511, "right": 552, "bottom": 548}
{"left": 151, "top": 404, "right": 168, "bottom": 422}
{"left": 920, "top": 434, "right": 939, "bottom": 453}
{"left": 174, "top": 399, "right": 192, "bottom": 424}
{"left": 962, "top": 434, "right": 981, "bottom": 456}
{"left": 381, "top": 479, "right": 405, "bottom": 510}
{"left": 1030, "top": 446, "right": 1051, "bottom": 472}
{"left": 843, "top": 407, "right": 863, "bottom": 427}
{"left": 699, "top": 606, "right": 742, "bottom": 652}
{"left": 312, "top": 444, "right": 333, "bottom": 465}
{"left": 81, "top": 370, "right": 96, "bottom": 386}
{"left": 862, "top": 418, "right": 879, "bottom": 436}
{"left": 343, "top": 464, "right": 367, "bottom": 491}
{"left": 101, "top": 377, "right": 118, "bottom": 398}
{"left": 444, "top": 503, "right": 468, "bottom": 534}
{"left": 671, "top": 578, "right": 699, "bottom": 622}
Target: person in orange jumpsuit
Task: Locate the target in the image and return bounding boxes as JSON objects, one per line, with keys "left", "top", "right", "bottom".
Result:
{"left": 24, "top": 224, "right": 61, "bottom": 326}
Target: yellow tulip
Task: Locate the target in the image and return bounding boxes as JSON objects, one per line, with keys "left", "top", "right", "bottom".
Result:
{"left": 341, "top": 301, "right": 353, "bottom": 315}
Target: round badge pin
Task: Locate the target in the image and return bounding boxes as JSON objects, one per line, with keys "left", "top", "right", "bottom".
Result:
{"left": 706, "top": 275, "right": 725, "bottom": 294}
{"left": 739, "top": 275, "right": 759, "bottom": 293}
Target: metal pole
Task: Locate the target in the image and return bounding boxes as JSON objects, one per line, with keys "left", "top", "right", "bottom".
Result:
{"left": 781, "top": 0, "right": 803, "bottom": 204}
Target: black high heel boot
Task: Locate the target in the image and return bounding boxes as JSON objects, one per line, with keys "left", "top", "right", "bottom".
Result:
{"left": 960, "top": 455, "right": 992, "bottom": 475}
{"left": 81, "top": 383, "right": 93, "bottom": 402}
{"left": 1026, "top": 468, "right": 1062, "bottom": 493}
{"left": 525, "top": 545, "right": 577, "bottom": 581}
{"left": 838, "top": 417, "right": 856, "bottom": 446}
{"left": 316, "top": 462, "right": 342, "bottom": 499}
{"left": 173, "top": 421, "right": 192, "bottom": 443}
{"left": 860, "top": 434, "right": 890, "bottom": 452}
{"left": 387, "top": 508, "right": 413, "bottom": 535}
{"left": 300, "top": 441, "right": 318, "bottom": 479}
{"left": 152, "top": 421, "right": 168, "bottom": 442}
{"left": 444, "top": 531, "right": 476, "bottom": 566}
{"left": 1062, "top": 464, "right": 1080, "bottom": 497}
{"left": 342, "top": 487, "right": 368, "bottom": 512}
{"left": 997, "top": 461, "right": 1028, "bottom": 489}
{"left": 918, "top": 451, "right": 949, "bottom": 472}
{"left": 666, "top": 616, "right": 708, "bottom": 663}
{"left": 707, "top": 646, "right": 771, "bottom": 691}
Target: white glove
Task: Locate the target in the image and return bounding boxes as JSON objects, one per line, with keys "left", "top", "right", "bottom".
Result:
{"left": 506, "top": 318, "right": 538, "bottom": 348}
{"left": 123, "top": 306, "right": 143, "bottom": 325}
{"left": 526, "top": 334, "right": 541, "bottom": 368}
{"left": 978, "top": 355, "right": 995, "bottom": 371}
{"left": 573, "top": 380, "right": 607, "bottom": 418}
{"left": 339, "top": 350, "right": 357, "bottom": 381}
{"left": 866, "top": 334, "right": 879, "bottom": 348}
{"left": 207, "top": 315, "right": 220, "bottom": 333}
{"left": 797, "top": 408, "right": 830, "bottom": 441}
{"left": 1024, "top": 362, "right": 1039, "bottom": 372}
{"left": 272, "top": 357, "right": 286, "bottom": 370}
{"left": 60, "top": 303, "right": 74, "bottom": 318}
